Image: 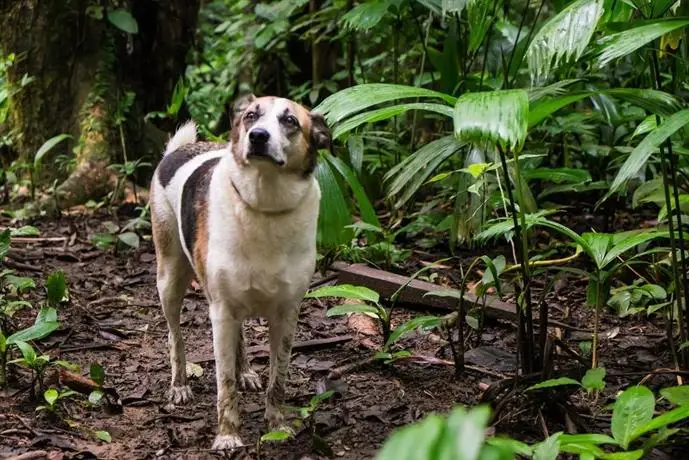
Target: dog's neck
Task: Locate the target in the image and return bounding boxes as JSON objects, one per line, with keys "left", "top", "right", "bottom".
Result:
{"left": 220, "top": 152, "right": 315, "bottom": 214}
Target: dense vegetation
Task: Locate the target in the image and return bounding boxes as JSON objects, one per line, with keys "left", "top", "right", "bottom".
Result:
{"left": 3, "top": 0, "right": 689, "bottom": 458}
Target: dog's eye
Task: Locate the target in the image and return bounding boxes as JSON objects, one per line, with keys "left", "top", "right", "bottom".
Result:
{"left": 284, "top": 115, "right": 299, "bottom": 127}
{"left": 244, "top": 112, "right": 257, "bottom": 121}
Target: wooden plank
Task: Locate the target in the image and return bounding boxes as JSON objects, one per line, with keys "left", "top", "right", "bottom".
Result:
{"left": 332, "top": 262, "right": 519, "bottom": 322}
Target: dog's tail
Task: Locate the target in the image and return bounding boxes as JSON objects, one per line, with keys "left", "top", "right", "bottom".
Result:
{"left": 164, "top": 121, "right": 197, "bottom": 156}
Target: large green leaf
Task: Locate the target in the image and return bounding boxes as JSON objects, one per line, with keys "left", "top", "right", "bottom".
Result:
{"left": 524, "top": 168, "right": 591, "bottom": 183}
{"left": 0, "top": 229, "right": 10, "bottom": 263}
{"left": 376, "top": 413, "right": 446, "bottom": 460}
{"left": 322, "top": 153, "right": 381, "bottom": 229}
{"left": 341, "top": 0, "right": 392, "bottom": 31}
{"left": 34, "top": 134, "right": 72, "bottom": 169}
{"left": 630, "top": 405, "right": 689, "bottom": 441}
{"left": 596, "top": 18, "right": 689, "bottom": 67}
{"left": 661, "top": 386, "right": 689, "bottom": 407}
{"left": 611, "top": 386, "right": 655, "bottom": 449}
{"left": 6, "top": 321, "right": 59, "bottom": 345}
{"left": 107, "top": 9, "right": 139, "bottom": 34}
{"left": 604, "top": 108, "right": 689, "bottom": 202}
{"left": 315, "top": 84, "right": 456, "bottom": 126}
{"left": 305, "top": 284, "right": 380, "bottom": 303}
{"left": 527, "top": 0, "right": 605, "bottom": 81}
{"left": 385, "top": 316, "right": 441, "bottom": 349}
{"left": 454, "top": 90, "right": 529, "bottom": 152}
{"left": 326, "top": 303, "right": 382, "bottom": 317}
{"left": 332, "top": 103, "right": 453, "bottom": 139}
{"left": 315, "top": 154, "right": 353, "bottom": 248}
{"left": 526, "top": 377, "right": 581, "bottom": 391}
{"left": 384, "top": 136, "right": 464, "bottom": 208}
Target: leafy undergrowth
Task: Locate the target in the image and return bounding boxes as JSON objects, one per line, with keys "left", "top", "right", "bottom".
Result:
{"left": 0, "top": 209, "right": 687, "bottom": 460}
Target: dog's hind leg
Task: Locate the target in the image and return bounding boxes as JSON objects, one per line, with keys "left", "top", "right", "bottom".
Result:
{"left": 236, "top": 324, "right": 262, "bottom": 391}
{"left": 210, "top": 301, "right": 245, "bottom": 450}
{"left": 265, "top": 305, "right": 299, "bottom": 432}
{"left": 152, "top": 197, "right": 194, "bottom": 405}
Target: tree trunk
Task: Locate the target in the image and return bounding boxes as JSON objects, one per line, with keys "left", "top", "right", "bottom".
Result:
{"left": 0, "top": 0, "right": 200, "bottom": 210}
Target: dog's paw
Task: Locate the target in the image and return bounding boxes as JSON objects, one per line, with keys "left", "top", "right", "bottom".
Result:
{"left": 168, "top": 385, "right": 194, "bottom": 405}
{"left": 238, "top": 370, "right": 262, "bottom": 391}
{"left": 212, "top": 434, "right": 245, "bottom": 451}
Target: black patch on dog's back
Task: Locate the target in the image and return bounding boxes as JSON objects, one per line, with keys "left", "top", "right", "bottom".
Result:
{"left": 157, "top": 142, "right": 222, "bottom": 187}
{"left": 180, "top": 157, "right": 220, "bottom": 259}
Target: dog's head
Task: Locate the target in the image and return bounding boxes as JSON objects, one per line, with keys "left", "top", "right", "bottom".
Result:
{"left": 231, "top": 94, "right": 331, "bottom": 176}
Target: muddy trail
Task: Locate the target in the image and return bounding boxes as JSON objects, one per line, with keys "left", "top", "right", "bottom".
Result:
{"left": 0, "top": 209, "right": 684, "bottom": 459}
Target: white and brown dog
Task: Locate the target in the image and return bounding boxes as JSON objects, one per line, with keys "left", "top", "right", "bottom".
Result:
{"left": 149, "top": 95, "right": 330, "bottom": 450}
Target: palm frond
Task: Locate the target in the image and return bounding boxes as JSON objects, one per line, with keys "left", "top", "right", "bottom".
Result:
{"left": 316, "top": 153, "right": 354, "bottom": 248}
{"left": 454, "top": 90, "right": 529, "bottom": 152}
{"left": 341, "top": 0, "right": 393, "bottom": 32}
{"left": 527, "top": 0, "right": 604, "bottom": 81}
{"left": 604, "top": 88, "right": 680, "bottom": 116}
{"left": 384, "top": 136, "right": 464, "bottom": 208}
{"left": 596, "top": 18, "right": 689, "bottom": 68}
{"left": 315, "top": 84, "right": 456, "bottom": 126}
{"left": 332, "top": 103, "right": 453, "bottom": 139}
{"left": 603, "top": 108, "right": 689, "bottom": 203}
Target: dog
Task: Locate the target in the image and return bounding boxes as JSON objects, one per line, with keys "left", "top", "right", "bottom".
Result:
{"left": 149, "top": 94, "right": 330, "bottom": 450}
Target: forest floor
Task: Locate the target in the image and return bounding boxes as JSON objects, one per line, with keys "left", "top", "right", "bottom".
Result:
{"left": 0, "top": 206, "right": 686, "bottom": 460}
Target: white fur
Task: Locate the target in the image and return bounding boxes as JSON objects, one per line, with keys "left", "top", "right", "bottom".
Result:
{"left": 164, "top": 120, "right": 197, "bottom": 156}
{"left": 151, "top": 100, "right": 321, "bottom": 451}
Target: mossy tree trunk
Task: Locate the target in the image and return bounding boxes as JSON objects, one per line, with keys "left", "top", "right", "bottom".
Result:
{"left": 0, "top": 0, "right": 200, "bottom": 210}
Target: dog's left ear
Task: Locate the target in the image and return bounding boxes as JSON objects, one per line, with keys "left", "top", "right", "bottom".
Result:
{"left": 310, "top": 112, "right": 331, "bottom": 151}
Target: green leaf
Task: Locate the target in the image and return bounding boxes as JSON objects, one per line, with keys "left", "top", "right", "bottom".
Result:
{"left": 603, "top": 108, "right": 689, "bottom": 202}
{"left": 347, "top": 135, "right": 364, "bottom": 173}
{"left": 0, "top": 229, "right": 9, "bottom": 263}
{"left": 532, "top": 432, "right": 562, "bottom": 460}
{"left": 523, "top": 168, "right": 591, "bottom": 184}
{"left": 260, "top": 430, "right": 292, "bottom": 442}
{"left": 90, "top": 363, "right": 105, "bottom": 386}
{"left": 107, "top": 9, "right": 139, "bottom": 34}
{"left": 315, "top": 84, "right": 456, "bottom": 126}
{"left": 526, "top": 377, "right": 581, "bottom": 391}
{"left": 596, "top": 18, "right": 689, "bottom": 68}
{"left": 527, "top": 0, "right": 604, "bottom": 81}
{"left": 632, "top": 115, "right": 657, "bottom": 138}
{"left": 117, "top": 232, "right": 140, "bottom": 249}
{"left": 44, "top": 388, "right": 58, "bottom": 406}
{"left": 315, "top": 154, "right": 353, "bottom": 248}
{"left": 611, "top": 385, "right": 655, "bottom": 449}
{"left": 341, "top": 0, "right": 391, "bottom": 31}
{"left": 3, "top": 275, "right": 36, "bottom": 293}
{"left": 384, "top": 136, "right": 464, "bottom": 208}
{"left": 95, "top": 430, "right": 112, "bottom": 443}
{"left": 376, "top": 413, "right": 445, "bottom": 460}
{"left": 661, "top": 386, "right": 689, "bottom": 407}
{"left": 558, "top": 433, "right": 618, "bottom": 445}
{"left": 34, "top": 134, "right": 71, "bottom": 169}
{"left": 385, "top": 316, "right": 441, "bottom": 349}
{"left": 581, "top": 367, "right": 606, "bottom": 392}
{"left": 10, "top": 226, "right": 40, "bottom": 237}
{"left": 323, "top": 153, "right": 381, "bottom": 230}
{"left": 305, "top": 284, "right": 380, "bottom": 303}
{"left": 45, "top": 270, "right": 68, "bottom": 306}
{"left": 14, "top": 341, "right": 36, "bottom": 364}
{"left": 454, "top": 90, "right": 529, "bottom": 152}
{"left": 332, "top": 103, "right": 453, "bottom": 139}
{"left": 630, "top": 406, "right": 689, "bottom": 441}
{"left": 326, "top": 303, "right": 381, "bottom": 318}
{"left": 442, "top": 405, "right": 491, "bottom": 460}
{"left": 89, "top": 390, "right": 104, "bottom": 405}
{"left": 6, "top": 321, "right": 59, "bottom": 345}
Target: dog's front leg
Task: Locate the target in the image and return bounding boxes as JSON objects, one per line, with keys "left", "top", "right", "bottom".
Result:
{"left": 265, "top": 305, "right": 299, "bottom": 432}
{"left": 209, "top": 301, "right": 244, "bottom": 450}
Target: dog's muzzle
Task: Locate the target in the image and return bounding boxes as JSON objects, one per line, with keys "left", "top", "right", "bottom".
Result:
{"left": 247, "top": 128, "right": 285, "bottom": 166}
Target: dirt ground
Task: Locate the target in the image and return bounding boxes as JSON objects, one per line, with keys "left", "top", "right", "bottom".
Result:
{"left": 0, "top": 208, "right": 686, "bottom": 459}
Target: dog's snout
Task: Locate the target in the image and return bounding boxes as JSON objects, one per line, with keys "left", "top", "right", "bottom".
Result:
{"left": 249, "top": 128, "right": 270, "bottom": 145}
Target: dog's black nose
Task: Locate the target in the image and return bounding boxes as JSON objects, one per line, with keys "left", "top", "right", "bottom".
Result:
{"left": 249, "top": 128, "right": 270, "bottom": 145}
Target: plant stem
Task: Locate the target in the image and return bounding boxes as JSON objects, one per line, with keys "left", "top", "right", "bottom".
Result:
{"left": 497, "top": 144, "right": 533, "bottom": 373}
{"left": 650, "top": 46, "right": 688, "bottom": 365}
{"left": 592, "top": 272, "right": 602, "bottom": 369}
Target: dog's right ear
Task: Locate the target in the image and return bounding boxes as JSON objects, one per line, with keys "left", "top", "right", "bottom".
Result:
{"left": 232, "top": 93, "right": 256, "bottom": 120}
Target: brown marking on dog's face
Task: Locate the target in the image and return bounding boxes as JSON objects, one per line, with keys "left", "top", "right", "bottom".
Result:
{"left": 231, "top": 95, "right": 331, "bottom": 176}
